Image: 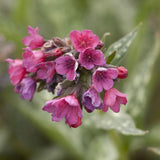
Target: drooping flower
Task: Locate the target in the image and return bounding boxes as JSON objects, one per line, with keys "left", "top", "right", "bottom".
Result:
{"left": 117, "top": 66, "right": 128, "bottom": 79}
{"left": 22, "top": 47, "right": 45, "bottom": 73}
{"left": 92, "top": 67, "right": 118, "bottom": 92}
{"left": 36, "top": 61, "right": 56, "bottom": 83}
{"left": 42, "top": 95, "right": 83, "bottom": 128}
{"left": 79, "top": 48, "right": 105, "bottom": 70}
{"left": 102, "top": 88, "right": 127, "bottom": 113}
{"left": 55, "top": 53, "right": 78, "bottom": 81}
{"left": 6, "top": 59, "right": 26, "bottom": 85}
{"left": 70, "top": 30, "right": 99, "bottom": 52}
{"left": 22, "top": 26, "right": 44, "bottom": 49}
{"left": 82, "top": 87, "right": 102, "bottom": 113}
{"left": 14, "top": 77, "right": 36, "bottom": 101}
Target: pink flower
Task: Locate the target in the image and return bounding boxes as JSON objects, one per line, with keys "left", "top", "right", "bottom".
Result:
{"left": 42, "top": 95, "right": 83, "bottom": 128}
{"left": 6, "top": 59, "right": 26, "bottom": 85}
{"left": 22, "top": 47, "right": 45, "bottom": 73}
{"left": 55, "top": 54, "right": 78, "bottom": 81}
{"left": 14, "top": 77, "right": 36, "bottom": 101}
{"left": 117, "top": 66, "right": 128, "bottom": 79}
{"left": 70, "top": 30, "right": 99, "bottom": 52}
{"left": 22, "top": 26, "right": 44, "bottom": 49}
{"left": 102, "top": 88, "right": 127, "bottom": 113}
{"left": 82, "top": 87, "right": 102, "bottom": 113}
{"left": 79, "top": 48, "right": 105, "bottom": 70}
{"left": 92, "top": 67, "right": 118, "bottom": 92}
{"left": 36, "top": 61, "right": 56, "bottom": 83}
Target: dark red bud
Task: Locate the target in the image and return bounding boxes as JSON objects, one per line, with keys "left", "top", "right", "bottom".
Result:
{"left": 95, "top": 41, "right": 104, "bottom": 49}
{"left": 51, "top": 48, "right": 63, "bottom": 57}
{"left": 117, "top": 66, "right": 128, "bottom": 79}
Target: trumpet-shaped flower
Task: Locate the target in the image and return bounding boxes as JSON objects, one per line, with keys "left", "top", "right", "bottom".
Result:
{"left": 82, "top": 87, "right": 102, "bottom": 112}
{"left": 22, "top": 47, "right": 45, "bottom": 73}
{"left": 14, "top": 77, "right": 36, "bottom": 101}
{"left": 22, "top": 26, "right": 44, "bottom": 49}
{"left": 6, "top": 59, "right": 26, "bottom": 85}
{"left": 102, "top": 88, "right": 127, "bottom": 113}
{"left": 92, "top": 67, "right": 118, "bottom": 92}
{"left": 70, "top": 30, "right": 99, "bottom": 52}
{"left": 79, "top": 48, "right": 105, "bottom": 70}
{"left": 55, "top": 54, "right": 78, "bottom": 81}
{"left": 42, "top": 95, "right": 82, "bottom": 128}
{"left": 36, "top": 61, "right": 56, "bottom": 83}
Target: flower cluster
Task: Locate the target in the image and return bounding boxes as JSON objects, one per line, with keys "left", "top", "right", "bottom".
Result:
{"left": 6, "top": 26, "right": 128, "bottom": 128}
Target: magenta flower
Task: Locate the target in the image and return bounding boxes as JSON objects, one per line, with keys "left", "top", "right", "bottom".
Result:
{"left": 22, "top": 47, "right": 45, "bottom": 73}
{"left": 82, "top": 87, "right": 102, "bottom": 113}
{"left": 79, "top": 48, "right": 105, "bottom": 70}
{"left": 55, "top": 54, "right": 78, "bottom": 81}
{"left": 102, "top": 88, "right": 127, "bottom": 113}
{"left": 22, "top": 26, "right": 44, "bottom": 49}
{"left": 14, "top": 77, "right": 36, "bottom": 101}
{"left": 70, "top": 30, "right": 99, "bottom": 52}
{"left": 92, "top": 67, "right": 118, "bottom": 92}
{"left": 6, "top": 59, "right": 26, "bottom": 85}
{"left": 36, "top": 61, "right": 56, "bottom": 83}
{"left": 42, "top": 95, "right": 83, "bottom": 128}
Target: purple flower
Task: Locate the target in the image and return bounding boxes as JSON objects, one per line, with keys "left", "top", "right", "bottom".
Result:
{"left": 55, "top": 53, "right": 78, "bottom": 81}
{"left": 70, "top": 30, "right": 99, "bottom": 52}
{"left": 14, "top": 77, "right": 36, "bottom": 101}
{"left": 42, "top": 95, "right": 83, "bottom": 128}
{"left": 79, "top": 48, "right": 105, "bottom": 70}
{"left": 36, "top": 61, "right": 56, "bottom": 83}
{"left": 22, "top": 47, "right": 45, "bottom": 73}
{"left": 6, "top": 59, "right": 26, "bottom": 85}
{"left": 102, "top": 88, "right": 127, "bottom": 113}
{"left": 22, "top": 26, "right": 44, "bottom": 49}
{"left": 92, "top": 67, "right": 118, "bottom": 92}
{"left": 82, "top": 87, "right": 102, "bottom": 113}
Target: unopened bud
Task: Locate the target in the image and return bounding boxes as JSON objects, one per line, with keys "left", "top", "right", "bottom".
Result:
{"left": 41, "top": 40, "right": 56, "bottom": 52}
{"left": 95, "top": 41, "right": 104, "bottom": 49}
{"left": 117, "top": 66, "right": 128, "bottom": 79}
{"left": 53, "top": 37, "right": 67, "bottom": 47}
{"left": 61, "top": 46, "right": 71, "bottom": 53}
{"left": 51, "top": 48, "right": 63, "bottom": 57}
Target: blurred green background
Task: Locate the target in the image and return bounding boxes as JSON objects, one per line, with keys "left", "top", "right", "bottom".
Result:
{"left": 0, "top": 0, "right": 160, "bottom": 159}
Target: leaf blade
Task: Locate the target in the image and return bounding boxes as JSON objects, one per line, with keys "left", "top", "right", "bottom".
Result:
{"left": 104, "top": 23, "right": 142, "bottom": 65}
{"left": 84, "top": 110, "right": 147, "bottom": 136}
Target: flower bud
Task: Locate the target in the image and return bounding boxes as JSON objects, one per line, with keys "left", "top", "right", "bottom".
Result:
{"left": 117, "top": 66, "right": 128, "bottom": 79}
{"left": 41, "top": 40, "right": 56, "bottom": 52}
{"left": 61, "top": 46, "right": 71, "bottom": 53}
{"left": 95, "top": 41, "right": 104, "bottom": 49}
{"left": 53, "top": 37, "right": 67, "bottom": 47}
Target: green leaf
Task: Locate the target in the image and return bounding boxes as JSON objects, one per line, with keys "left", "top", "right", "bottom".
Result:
{"left": 106, "top": 50, "right": 117, "bottom": 64}
{"left": 148, "top": 147, "right": 160, "bottom": 156}
{"left": 104, "top": 23, "right": 141, "bottom": 65}
{"left": 84, "top": 110, "right": 147, "bottom": 136}
{"left": 125, "top": 33, "right": 160, "bottom": 122}
{"left": 86, "top": 135, "right": 118, "bottom": 160}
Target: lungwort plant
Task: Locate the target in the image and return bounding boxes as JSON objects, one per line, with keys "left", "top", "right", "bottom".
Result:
{"left": 6, "top": 24, "right": 147, "bottom": 135}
